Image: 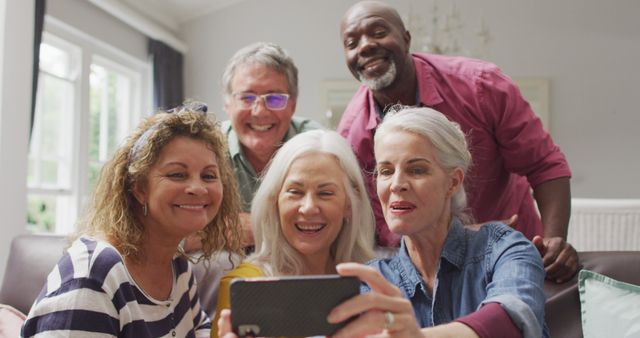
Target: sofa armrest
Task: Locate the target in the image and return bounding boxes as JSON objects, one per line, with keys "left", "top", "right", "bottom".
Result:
{"left": 544, "top": 251, "right": 640, "bottom": 338}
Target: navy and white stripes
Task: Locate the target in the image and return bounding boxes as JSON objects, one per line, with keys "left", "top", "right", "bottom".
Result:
{"left": 22, "top": 237, "right": 211, "bottom": 338}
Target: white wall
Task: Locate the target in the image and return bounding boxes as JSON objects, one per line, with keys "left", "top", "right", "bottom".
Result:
{"left": 0, "top": 0, "right": 33, "bottom": 282}
{"left": 182, "top": 0, "right": 352, "bottom": 120}
{"left": 182, "top": 0, "right": 640, "bottom": 199}
{"left": 0, "top": 1, "right": 4, "bottom": 99}
{"left": 47, "top": 0, "right": 147, "bottom": 61}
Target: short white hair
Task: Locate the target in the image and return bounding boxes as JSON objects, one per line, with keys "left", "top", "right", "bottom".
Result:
{"left": 222, "top": 42, "right": 298, "bottom": 102}
{"left": 375, "top": 106, "right": 472, "bottom": 222}
{"left": 248, "top": 130, "right": 375, "bottom": 275}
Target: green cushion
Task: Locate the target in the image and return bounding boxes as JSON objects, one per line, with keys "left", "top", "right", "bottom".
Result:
{"left": 578, "top": 269, "right": 640, "bottom": 338}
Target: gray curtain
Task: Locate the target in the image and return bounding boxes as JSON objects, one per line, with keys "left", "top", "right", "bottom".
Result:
{"left": 30, "top": 0, "right": 46, "bottom": 140}
{"left": 148, "top": 39, "right": 184, "bottom": 111}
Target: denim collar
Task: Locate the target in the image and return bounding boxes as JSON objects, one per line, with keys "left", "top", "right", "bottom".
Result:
{"left": 392, "top": 217, "right": 467, "bottom": 298}
{"left": 440, "top": 218, "right": 468, "bottom": 269}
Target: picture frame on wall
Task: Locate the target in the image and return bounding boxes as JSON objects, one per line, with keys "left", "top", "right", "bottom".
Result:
{"left": 320, "top": 79, "right": 360, "bottom": 129}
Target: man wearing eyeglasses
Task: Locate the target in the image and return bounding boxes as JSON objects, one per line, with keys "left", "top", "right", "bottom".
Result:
{"left": 221, "top": 42, "right": 322, "bottom": 247}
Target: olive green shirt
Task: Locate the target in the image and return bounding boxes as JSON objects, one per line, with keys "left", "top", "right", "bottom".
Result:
{"left": 221, "top": 116, "right": 323, "bottom": 211}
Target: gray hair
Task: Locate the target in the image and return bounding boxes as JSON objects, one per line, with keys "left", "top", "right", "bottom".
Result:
{"left": 248, "top": 130, "right": 375, "bottom": 275}
{"left": 222, "top": 42, "right": 299, "bottom": 101}
{"left": 375, "top": 106, "right": 472, "bottom": 222}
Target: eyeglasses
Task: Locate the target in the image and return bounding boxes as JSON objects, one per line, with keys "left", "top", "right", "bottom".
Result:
{"left": 232, "top": 92, "right": 290, "bottom": 111}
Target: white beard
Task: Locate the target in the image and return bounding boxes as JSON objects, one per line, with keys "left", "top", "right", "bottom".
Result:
{"left": 358, "top": 60, "right": 397, "bottom": 91}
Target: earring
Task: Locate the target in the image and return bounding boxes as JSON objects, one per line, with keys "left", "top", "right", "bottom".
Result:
{"left": 143, "top": 203, "right": 148, "bottom": 216}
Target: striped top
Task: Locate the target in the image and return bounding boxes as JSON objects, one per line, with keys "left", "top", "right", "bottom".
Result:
{"left": 22, "top": 237, "right": 211, "bottom": 338}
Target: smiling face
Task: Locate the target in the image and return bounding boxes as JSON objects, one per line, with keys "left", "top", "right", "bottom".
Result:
{"left": 277, "top": 152, "right": 350, "bottom": 267}
{"left": 133, "top": 136, "right": 223, "bottom": 242}
{"left": 225, "top": 63, "right": 296, "bottom": 162}
{"left": 375, "top": 131, "right": 462, "bottom": 236}
{"left": 341, "top": 2, "right": 411, "bottom": 90}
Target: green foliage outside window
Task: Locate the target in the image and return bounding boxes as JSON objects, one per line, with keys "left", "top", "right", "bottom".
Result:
{"left": 26, "top": 195, "right": 55, "bottom": 232}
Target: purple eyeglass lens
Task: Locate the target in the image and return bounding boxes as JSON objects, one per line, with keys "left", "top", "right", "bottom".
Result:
{"left": 240, "top": 94, "right": 257, "bottom": 105}
{"left": 266, "top": 94, "right": 288, "bottom": 109}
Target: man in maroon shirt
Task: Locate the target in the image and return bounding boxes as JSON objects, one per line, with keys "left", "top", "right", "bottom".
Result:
{"left": 338, "top": 0, "right": 578, "bottom": 282}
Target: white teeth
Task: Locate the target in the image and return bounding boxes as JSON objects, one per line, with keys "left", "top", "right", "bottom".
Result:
{"left": 366, "top": 63, "right": 380, "bottom": 71}
{"left": 296, "top": 224, "right": 324, "bottom": 231}
{"left": 364, "top": 58, "right": 385, "bottom": 70}
{"left": 179, "top": 205, "right": 205, "bottom": 209}
{"left": 250, "top": 124, "right": 274, "bottom": 131}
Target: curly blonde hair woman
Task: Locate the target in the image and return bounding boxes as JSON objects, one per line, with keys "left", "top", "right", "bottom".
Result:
{"left": 23, "top": 102, "right": 242, "bottom": 338}
{"left": 81, "top": 102, "right": 242, "bottom": 260}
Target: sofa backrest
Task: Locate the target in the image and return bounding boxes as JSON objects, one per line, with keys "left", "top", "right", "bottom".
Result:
{"left": 0, "top": 234, "right": 238, "bottom": 317}
{"left": 0, "top": 234, "right": 67, "bottom": 315}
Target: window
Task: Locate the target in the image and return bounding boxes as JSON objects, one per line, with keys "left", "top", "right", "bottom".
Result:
{"left": 88, "top": 57, "right": 141, "bottom": 193}
{"left": 27, "top": 18, "right": 151, "bottom": 234}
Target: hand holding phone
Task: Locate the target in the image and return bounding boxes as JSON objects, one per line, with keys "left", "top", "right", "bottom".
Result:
{"left": 230, "top": 275, "right": 359, "bottom": 337}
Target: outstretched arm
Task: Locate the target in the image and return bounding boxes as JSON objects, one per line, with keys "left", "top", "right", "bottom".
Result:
{"left": 330, "top": 263, "right": 479, "bottom": 338}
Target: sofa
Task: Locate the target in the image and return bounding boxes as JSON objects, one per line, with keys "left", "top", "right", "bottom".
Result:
{"left": 0, "top": 234, "right": 238, "bottom": 316}
{"left": 2, "top": 233, "right": 639, "bottom": 337}
{"left": 543, "top": 251, "right": 640, "bottom": 338}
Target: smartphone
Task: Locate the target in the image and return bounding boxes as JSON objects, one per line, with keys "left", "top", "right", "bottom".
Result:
{"left": 230, "top": 275, "right": 360, "bottom": 337}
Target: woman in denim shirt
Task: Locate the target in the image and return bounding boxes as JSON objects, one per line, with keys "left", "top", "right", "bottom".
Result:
{"left": 329, "top": 107, "right": 548, "bottom": 338}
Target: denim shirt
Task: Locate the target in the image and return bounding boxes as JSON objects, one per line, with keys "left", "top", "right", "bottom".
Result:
{"left": 365, "top": 218, "right": 549, "bottom": 338}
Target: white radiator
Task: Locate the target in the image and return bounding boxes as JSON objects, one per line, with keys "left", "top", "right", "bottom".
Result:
{"left": 568, "top": 198, "right": 640, "bottom": 251}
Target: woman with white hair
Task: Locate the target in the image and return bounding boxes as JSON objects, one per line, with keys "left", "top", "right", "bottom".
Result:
{"left": 328, "top": 107, "right": 548, "bottom": 338}
{"left": 212, "top": 129, "right": 375, "bottom": 337}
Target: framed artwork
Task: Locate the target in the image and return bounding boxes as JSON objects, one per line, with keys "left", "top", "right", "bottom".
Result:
{"left": 320, "top": 79, "right": 360, "bottom": 129}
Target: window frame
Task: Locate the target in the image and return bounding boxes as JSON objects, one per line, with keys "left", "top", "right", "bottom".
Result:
{"left": 29, "top": 32, "right": 80, "bottom": 193}
{"left": 28, "top": 15, "right": 152, "bottom": 234}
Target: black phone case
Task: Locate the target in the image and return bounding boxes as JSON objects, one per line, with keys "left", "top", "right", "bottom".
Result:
{"left": 230, "top": 275, "right": 359, "bottom": 337}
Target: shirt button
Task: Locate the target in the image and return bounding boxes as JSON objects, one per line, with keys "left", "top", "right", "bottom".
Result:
{"left": 171, "top": 330, "right": 176, "bottom": 336}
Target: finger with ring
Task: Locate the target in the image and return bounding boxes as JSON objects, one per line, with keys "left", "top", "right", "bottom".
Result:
{"left": 384, "top": 311, "right": 394, "bottom": 330}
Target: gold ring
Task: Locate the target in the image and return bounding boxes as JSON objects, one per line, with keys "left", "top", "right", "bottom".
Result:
{"left": 384, "top": 311, "right": 394, "bottom": 330}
